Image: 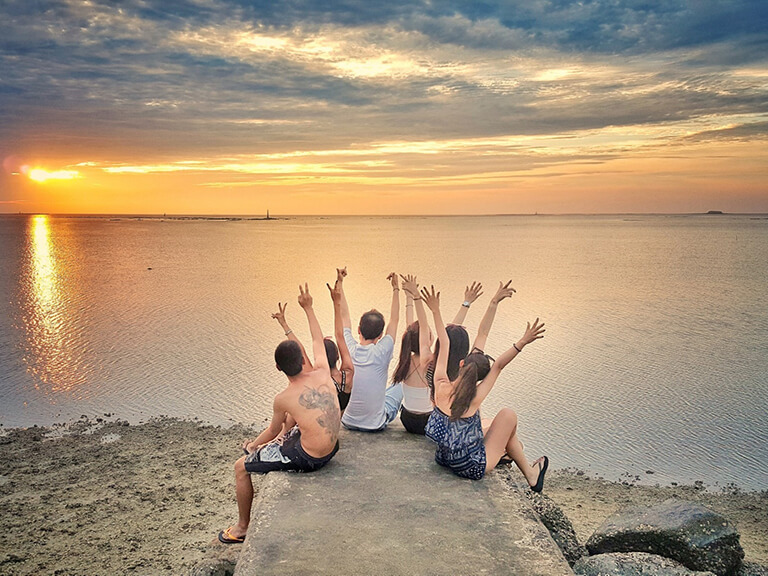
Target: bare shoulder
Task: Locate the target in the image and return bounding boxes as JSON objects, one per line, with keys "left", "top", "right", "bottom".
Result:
{"left": 434, "top": 380, "right": 454, "bottom": 403}
{"left": 299, "top": 370, "right": 337, "bottom": 403}
{"left": 273, "top": 386, "right": 293, "bottom": 407}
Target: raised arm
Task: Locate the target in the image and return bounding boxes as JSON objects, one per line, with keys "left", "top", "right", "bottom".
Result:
{"left": 401, "top": 274, "right": 433, "bottom": 369}
{"left": 405, "top": 281, "right": 415, "bottom": 325}
{"left": 474, "top": 318, "right": 545, "bottom": 404}
{"left": 298, "top": 283, "right": 329, "bottom": 372}
{"left": 328, "top": 280, "right": 355, "bottom": 378}
{"left": 336, "top": 267, "right": 352, "bottom": 330}
{"left": 385, "top": 272, "right": 401, "bottom": 341}
{"left": 472, "top": 280, "right": 516, "bottom": 352}
{"left": 272, "top": 302, "right": 312, "bottom": 368}
{"left": 452, "top": 281, "right": 483, "bottom": 325}
{"left": 421, "top": 285, "right": 448, "bottom": 384}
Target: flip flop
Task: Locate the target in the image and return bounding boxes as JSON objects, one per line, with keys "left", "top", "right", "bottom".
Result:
{"left": 530, "top": 456, "right": 549, "bottom": 493}
{"left": 218, "top": 527, "right": 245, "bottom": 544}
{"left": 495, "top": 440, "right": 525, "bottom": 467}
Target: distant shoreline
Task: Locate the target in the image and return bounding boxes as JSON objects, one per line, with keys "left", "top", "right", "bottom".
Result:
{"left": 3, "top": 211, "right": 768, "bottom": 219}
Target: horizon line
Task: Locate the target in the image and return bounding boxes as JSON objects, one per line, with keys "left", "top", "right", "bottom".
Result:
{"left": 2, "top": 210, "right": 767, "bottom": 218}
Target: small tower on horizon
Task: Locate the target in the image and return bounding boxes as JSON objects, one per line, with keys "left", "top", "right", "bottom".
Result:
{"left": 266, "top": 209, "right": 271, "bottom": 220}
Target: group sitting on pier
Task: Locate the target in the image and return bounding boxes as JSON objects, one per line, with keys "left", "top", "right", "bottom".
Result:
{"left": 218, "top": 268, "right": 547, "bottom": 544}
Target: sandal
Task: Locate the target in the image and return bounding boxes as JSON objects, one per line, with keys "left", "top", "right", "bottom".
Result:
{"left": 495, "top": 440, "right": 525, "bottom": 467}
{"left": 530, "top": 456, "right": 549, "bottom": 493}
{"left": 496, "top": 455, "right": 514, "bottom": 467}
{"left": 218, "top": 527, "right": 245, "bottom": 544}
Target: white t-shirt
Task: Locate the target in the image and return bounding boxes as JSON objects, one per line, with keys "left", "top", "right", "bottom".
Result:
{"left": 340, "top": 327, "right": 395, "bottom": 430}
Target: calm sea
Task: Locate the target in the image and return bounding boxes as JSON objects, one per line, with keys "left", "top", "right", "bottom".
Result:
{"left": 1, "top": 214, "right": 767, "bottom": 489}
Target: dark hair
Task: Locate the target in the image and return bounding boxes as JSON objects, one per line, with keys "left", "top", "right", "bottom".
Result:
{"left": 429, "top": 324, "right": 470, "bottom": 402}
{"left": 393, "top": 322, "right": 420, "bottom": 383}
{"left": 324, "top": 338, "right": 339, "bottom": 368}
{"left": 449, "top": 352, "right": 491, "bottom": 421}
{"left": 359, "top": 309, "right": 385, "bottom": 340}
{"left": 432, "top": 324, "right": 470, "bottom": 379}
{"left": 275, "top": 340, "right": 303, "bottom": 377}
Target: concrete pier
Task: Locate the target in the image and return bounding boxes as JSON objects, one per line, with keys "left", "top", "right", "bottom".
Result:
{"left": 235, "top": 423, "right": 574, "bottom": 576}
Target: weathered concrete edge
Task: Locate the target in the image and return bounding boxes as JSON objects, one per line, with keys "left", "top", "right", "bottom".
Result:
{"left": 234, "top": 474, "right": 284, "bottom": 575}
{"left": 235, "top": 467, "right": 574, "bottom": 576}
{"left": 488, "top": 470, "right": 575, "bottom": 575}
{"left": 246, "top": 473, "right": 285, "bottom": 538}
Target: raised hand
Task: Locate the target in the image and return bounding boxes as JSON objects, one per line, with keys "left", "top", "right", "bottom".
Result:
{"left": 326, "top": 281, "right": 342, "bottom": 303}
{"left": 464, "top": 281, "right": 484, "bottom": 304}
{"left": 387, "top": 272, "right": 398, "bottom": 290}
{"left": 336, "top": 267, "right": 347, "bottom": 283}
{"left": 271, "top": 302, "right": 288, "bottom": 324}
{"left": 519, "top": 318, "right": 546, "bottom": 347}
{"left": 399, "top": 274, "right": 419, "bottom": 298}
{"left": 491, "top": 280, "right": 516, "bottom": 304}
{"left": 298, "top": 283, "right": 313, "bottom": 309}
{"left": 420, "top": 285, "right": 441, "bottom": 312}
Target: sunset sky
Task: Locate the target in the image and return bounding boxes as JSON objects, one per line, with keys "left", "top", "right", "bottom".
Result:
{"left": 1, "top": 0, "right": 767, "bottom": 215}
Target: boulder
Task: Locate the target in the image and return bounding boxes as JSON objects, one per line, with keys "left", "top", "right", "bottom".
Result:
{"left": 526, "top": 491, "right": 588, "bottom": 564}
{"left": 737, "top": 562, "right": 768, "bottom": 576}
{"left": 574, "top": 552, "right": 716, "bottom": 576}
{"left": 585, "top": 499, "right": 743, "bottom": 576}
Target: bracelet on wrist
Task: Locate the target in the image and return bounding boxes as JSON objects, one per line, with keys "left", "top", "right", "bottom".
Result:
{"left": 513, "top": 343, "right": 521, "bottom": 353}
{"left": 285, "top": 329, "right": 293, "bottom": 336}
{"left": 462, "top": 301, "right": 471, "bottom": 308}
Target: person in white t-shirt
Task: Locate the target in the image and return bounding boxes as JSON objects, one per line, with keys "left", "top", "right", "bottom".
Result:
{"left": 332, "top": 267, "right": 402, "bottom": 432}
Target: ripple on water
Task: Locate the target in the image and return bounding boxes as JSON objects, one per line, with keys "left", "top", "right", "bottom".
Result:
{"left": 1, "top": 215, "right": 767, "bottom": 489}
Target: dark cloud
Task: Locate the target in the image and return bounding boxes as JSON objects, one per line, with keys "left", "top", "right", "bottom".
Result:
{"left": 0, "top": 0, "right": 766, "bottom": 162}
{"left": 684, "top": 121, "right": 768, "bottom": 143}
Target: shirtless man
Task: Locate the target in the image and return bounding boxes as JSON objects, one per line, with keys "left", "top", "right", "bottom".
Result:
{"left": 218, "top": 283, "right": 341, "bottom": 544}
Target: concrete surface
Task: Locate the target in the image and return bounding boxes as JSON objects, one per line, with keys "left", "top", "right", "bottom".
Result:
{"left": 235, "top": 422, "right": 574, "bottom": 576}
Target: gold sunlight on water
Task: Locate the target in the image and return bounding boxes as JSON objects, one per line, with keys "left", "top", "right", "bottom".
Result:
{"left": 22, "top": 215, "right": 85, "bottom": 392}
{"left": 32, "top": 215, "right": 56, "bottom": 307}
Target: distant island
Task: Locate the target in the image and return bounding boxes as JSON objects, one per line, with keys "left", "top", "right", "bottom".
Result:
{"left": 706, "top": 210, "right": 724, "bottom": 214}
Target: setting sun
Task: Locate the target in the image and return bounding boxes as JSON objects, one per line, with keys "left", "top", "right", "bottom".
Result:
{"left": 25, "top": 167, "right": 79, "bottom": 183}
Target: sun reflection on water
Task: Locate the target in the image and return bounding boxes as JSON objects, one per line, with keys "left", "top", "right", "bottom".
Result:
{"left": 32, "top": 215, "right": 57, "bottom": 315}
{"left": 21, "top": 215, "right": 88, "bottom": 393}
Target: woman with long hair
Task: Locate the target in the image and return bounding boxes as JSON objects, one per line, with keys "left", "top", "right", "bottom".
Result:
{"left": 393, "top": 275, "right": 478, "bottom": 434}
{"left": 396, "top": 276, "right": 517, "bottom": 435}
{"left": 421, "top": 285, "right": 549, "bottom": 491}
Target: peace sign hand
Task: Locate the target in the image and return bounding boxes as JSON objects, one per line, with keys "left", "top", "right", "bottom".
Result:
{"left": 298, "top": 283, "right": 313, "bottom": 309}
{"left": 272, "top": 302, "right": 288, "bottom": 325}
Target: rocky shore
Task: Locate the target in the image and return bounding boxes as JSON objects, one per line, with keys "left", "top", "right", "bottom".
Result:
{"left": 1, "top": 417, "right": 766, "bottom": 575}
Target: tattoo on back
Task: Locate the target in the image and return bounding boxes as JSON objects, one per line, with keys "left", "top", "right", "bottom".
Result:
{"left": 299, "top": 387, "right": 340, "bottom": 438}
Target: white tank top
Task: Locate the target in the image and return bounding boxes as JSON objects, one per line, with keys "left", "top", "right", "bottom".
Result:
{"left": 402, "top": 383, "right": 433, "bottom": 413}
